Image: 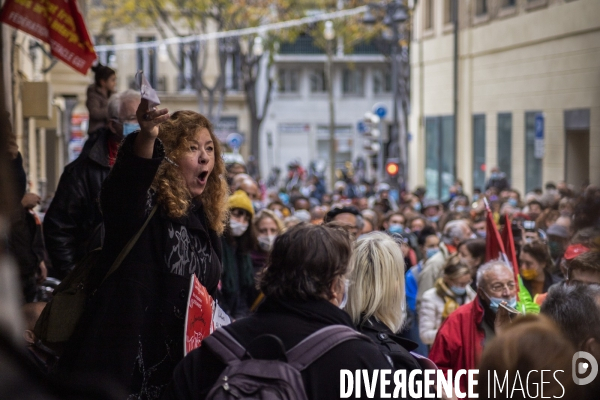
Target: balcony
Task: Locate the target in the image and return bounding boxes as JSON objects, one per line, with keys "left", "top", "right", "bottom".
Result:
{"left": 279, "top": 35, "right": 325, "bottom": 55}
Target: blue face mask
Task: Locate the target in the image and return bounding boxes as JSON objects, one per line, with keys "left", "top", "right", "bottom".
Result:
{"left": 123, "top": 122, "right": 140, "bottom": 136}
{"left": 484, "top": 291, "right": 517, "bottom": 314}
{"left": 455, "top": 206, "right": 467, "bottom": 213}
{"left": 426, "top": 248, "right": 439, "bottom": 259}
{"left": 413, "top": 203, "right": 422, "bottom": 212}
{"left": 389, "top": 224, "right": 404, "bottom": 234}
{"left": 428, "top": 215, "right": 440, "bottom": 223}
{"left": 473, "top": 194, "right": 480, "bottom": 202}
{"left": 477, "top": 230, "right": 487, "bottom": 238}
{"left": 507, "top": 198, "right": 518, "bottom": 208}
{"left": 339, "top": 279, "right": 350, "bottom": 309}
{"left": 451, "top": 286, "right": 467, "bottom": 296}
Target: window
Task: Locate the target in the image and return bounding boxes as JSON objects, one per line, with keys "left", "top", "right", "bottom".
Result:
{"left": 423, "top": 0, "right": 434, "bottom": 30}
{"left": 342, "top": 68, "right": 364, "bottom": 96}
{"left": 525, "top": 112, "right": 543, "bottom": 193}
{"left": 497, "top": 113, "right": 512, "bottom": 182}
{"left": 425, "top": 116, "right": 455, "bottom": 200}
{"left": 137, "top": 36, "right": 157, "bottom": 88}
{"left": 309, "top": 69, "right": 327, "bottom": 93}
{"left": 502, "top": 0, "right": 516, "bottom": 7}
{"left": 475, "top": 0, "right": 488, "bottom": 15}
{"left": 444, "top": 0, "right": 457, "bottom": 24}
{"left": 372, "top": 68, "right": 392, "bottom": 94}
{"left": 473, "top": 115, "right": 486, "bottom": 192}
{"left": 94, "top": 35, "right": 115, "bottom": 67}
{"left": 278, "top": 69, "right": 300, "bottom": 93}
{"left": 178, "top": 42, "right": 196, "bottom": 91}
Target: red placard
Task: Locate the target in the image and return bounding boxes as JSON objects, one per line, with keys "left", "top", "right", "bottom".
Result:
{"left": 0, "top": 0, "right": 96, "bottom": 74}
{"left": 184, "top": 275, "right": 214, "bottom": 355}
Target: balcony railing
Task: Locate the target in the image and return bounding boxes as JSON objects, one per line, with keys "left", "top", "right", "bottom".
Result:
{"left": 279, "top": 36, "right": 325, "bottom": 55}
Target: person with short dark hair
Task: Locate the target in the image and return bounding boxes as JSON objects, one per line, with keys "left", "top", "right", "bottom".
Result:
{"left": 324, "top": 206, "right": 363, "bottom": 238}
{"left": 541, "top": 282, "right": 600, "bottom": 397}
{"left": 162, "top": 224, "right": 393, "bottom": 400}
{"left": 87, "top": 64, "right": 116, "bottom": 134}
{"left": 567, "top": 249, "right": 600, "bottom": 285}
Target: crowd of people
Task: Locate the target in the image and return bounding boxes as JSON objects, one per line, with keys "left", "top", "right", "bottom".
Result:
{"left": 2, "top": 72, "right": 600, "bottom": 399}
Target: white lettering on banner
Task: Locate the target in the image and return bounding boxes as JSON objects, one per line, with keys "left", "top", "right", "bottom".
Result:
{"left": 438, "top": 370, "right": 453, "bottom": 398}
{"left": 424, "top": 370, "right": 436, "bottom": 398}
{"left": 7, "top": 12, "right": 49, "bottom": 38}
{"left": 355, "top": 370, "right": 362, "bottom": 398}
{"left": 408, "top": 370, "right": 421, "bottom": 398}
{"left": 455, "top": 370, "right": 466, "bottom": 398}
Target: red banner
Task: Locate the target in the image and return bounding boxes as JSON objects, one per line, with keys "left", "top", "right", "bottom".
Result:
{"left": 0, "top": 0, "right": 96, "bottom": 74}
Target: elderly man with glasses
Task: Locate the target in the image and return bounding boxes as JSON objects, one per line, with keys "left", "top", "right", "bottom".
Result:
{"left": 429, "top": 259, "right": 517, "bottom": 395}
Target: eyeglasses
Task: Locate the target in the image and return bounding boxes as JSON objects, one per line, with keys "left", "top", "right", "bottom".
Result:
{"left": 489, "top": 281, "right": 516, "bottom": 293}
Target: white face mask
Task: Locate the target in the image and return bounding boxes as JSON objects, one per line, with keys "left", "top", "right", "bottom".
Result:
{"left": 258, "top": 235, "right": 276, "bottom": 251}
{"left": 229, "top": 219, "right": 249, "bottom": 237}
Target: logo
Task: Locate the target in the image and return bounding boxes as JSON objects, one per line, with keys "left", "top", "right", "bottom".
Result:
{"left": 572, "top": 351, "right": 598, "bottom": 385}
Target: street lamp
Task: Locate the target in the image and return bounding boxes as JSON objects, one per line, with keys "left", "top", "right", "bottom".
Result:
{"left": 324, "top": 20, "right": 336, "bottom": 190}
{"left": 363, "top": 1, "right": 408, "bottom": 189}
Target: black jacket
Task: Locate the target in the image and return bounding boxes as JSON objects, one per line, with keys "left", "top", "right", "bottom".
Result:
{"left": 43, "top": 128, "right": 113, "bottom": 278}
{"left": 162, "top": 297, "right": 395, "bottom": 400}
{"left": 57, "top": 132, "right": 223, "bottom": 400}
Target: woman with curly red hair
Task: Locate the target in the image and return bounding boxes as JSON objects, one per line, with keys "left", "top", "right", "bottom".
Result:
{"left": 57, "top": 99, "right": 229, "bottom": 399}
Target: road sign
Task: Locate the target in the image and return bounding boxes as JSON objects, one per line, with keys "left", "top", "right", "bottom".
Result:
{"left": 372, "top": 103, "right": 387, "bottom": 118}
{"left": 226, "top": 133, "right": 244, "bottom": 150}
{"left": 357, "top": 121, "right": 367, "bottom": 134}
{"left": 534, "top": 113, "right": 544, "bottom": 159}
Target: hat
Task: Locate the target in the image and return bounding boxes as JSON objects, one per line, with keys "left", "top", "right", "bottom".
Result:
{"left": 422, "top": 198, "right": 441, "bottom": 210}
{"left": 546, "top": 224, "right": 569, "bottom": 239}
{"left": 377, "top": 183, "right": 390, "bottom": 192}
{"left": 228, "top": 190, "right": 254, "bottom": 218}
{"left": 388, "top": 232, "right": 411, "bottom": 246}
{"left": 564, "top": 244, "right": 590, "bottom": 260}
{"left": 324, "top": 206, "right": 360, "bottom": 223}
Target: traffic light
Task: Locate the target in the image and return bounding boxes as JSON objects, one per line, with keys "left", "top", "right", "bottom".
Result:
{"left": 361, "top": 112, "right": 381, "bottom": 155}
{"left": 385, "top": 158, "right": 400, "bottom": 177}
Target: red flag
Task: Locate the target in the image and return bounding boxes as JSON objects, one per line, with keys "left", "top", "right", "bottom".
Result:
{"left": 484, "top": 201, "right": 506, "bottom": 262}
{"left": 500, "top": 214, "right": 520, "bottom": 283}
{"left": 0, "top": 0, "right": 96, "bottom": 74}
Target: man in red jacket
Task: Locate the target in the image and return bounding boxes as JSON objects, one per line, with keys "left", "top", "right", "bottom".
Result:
{"left": 429, "top": 259, "right": 517, "bottom": 396}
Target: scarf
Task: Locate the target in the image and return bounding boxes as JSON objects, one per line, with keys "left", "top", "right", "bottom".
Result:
{"left": 434, "top": 278, "right": 462, "bottom": 320}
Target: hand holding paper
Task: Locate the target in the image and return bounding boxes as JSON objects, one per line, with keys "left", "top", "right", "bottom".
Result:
{"left": 136, "top": 70, "right": 161, "bottom": 110}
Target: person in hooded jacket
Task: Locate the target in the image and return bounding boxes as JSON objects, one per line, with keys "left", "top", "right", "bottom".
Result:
{"left": 86, "top": 64, "right": 116, "bottom": 134}
{"left": 218, "top": 190, "right": 257, "bottom": 319}
{"left": 56, "top": 101, "right": 228, "bottom": 399}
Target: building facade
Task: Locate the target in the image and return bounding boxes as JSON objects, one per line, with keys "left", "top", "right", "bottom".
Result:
{"left": 258, "top": 37, "right": 394, "bottom": 186}
{"left": 409, "top": 0, "right": 600, "bottom": 199}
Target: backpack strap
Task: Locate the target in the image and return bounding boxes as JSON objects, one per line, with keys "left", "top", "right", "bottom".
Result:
{"left": 287, "top": 325, "right": 368, "bottom": 371}
{"left": 203, "top": 328, "right": 247, "bottom": 365}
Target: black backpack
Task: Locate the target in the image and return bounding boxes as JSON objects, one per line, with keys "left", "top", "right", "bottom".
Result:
{"left": 203, "top": 325, "right": 369, "bottom": 400}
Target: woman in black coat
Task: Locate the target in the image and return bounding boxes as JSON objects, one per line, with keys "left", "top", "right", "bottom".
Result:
{"left": 57, "top": 101, "right": 229, "bottom": 399}
{"left": 346, "top": 232, "right": 424, "bottom": 375}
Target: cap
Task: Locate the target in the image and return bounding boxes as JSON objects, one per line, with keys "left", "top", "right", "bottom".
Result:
{"left": 324, "top": 206, "right": 360, "bottom": 223}
{"left": 422, "top": 198, "right": 441, "bottom": 210}
{"left": 228, "top": 190, "right": 255, "bottom": 218}
{"left": 377, "top": 183, "right": 390, "bottom": 192}
{"left": 546, "top": 224, "right": 569, "bottom": 239}
{"left": 564, "top": 244, "right": 590, "bottom": 260}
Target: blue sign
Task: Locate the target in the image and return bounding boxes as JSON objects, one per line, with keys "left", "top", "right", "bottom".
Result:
{"left": 373, "top": 104, "right": 387, "bottom": 118}
{"left": 226, "top": 133, "right": 244, "bottom": 150}
{"left": 357, "top": 121, "right": 367, "bottom": 134}
{"left": 534, "top": 114, "right": 544, "bottom": 159}
{"left": 535, "top": 114, "right": 544, "bottom": 139}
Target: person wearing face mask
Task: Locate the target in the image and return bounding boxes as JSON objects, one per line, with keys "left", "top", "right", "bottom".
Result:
{"left": 429, "top": 259, "right": 518, "bottom": 395}
{"left": 249, "top": 209, "right": 284, "bottom": 309}
{"left": 419, "top": 255, "right": 476, "bottom": 346}
{"left": 163, "top": 224, "right": 394, "bottom": 400}
{"left": 519, "top": 240, "right": 558, "bottom": 302}
{"left": 458, "top": 238, "right": 486, "bottom": 290}
{"left": 219, "top": 190, "right": 257, "bottom": 319}
{"left": 382, "top": 211, "right": 406, "bottom": 234}
{"left": 546, "top": 224, "right": 570, "bottom": 267}
{"left": 43, "top": 90, "right": 141, "bottom": 278}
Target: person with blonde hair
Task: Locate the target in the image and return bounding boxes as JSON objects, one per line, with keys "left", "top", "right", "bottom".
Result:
{"left": 57, "top": 99, "right": 229, "bottom": 398}
{"left": 419, "top": 255, "right": 476, "bottom": 345}
{"left": 346, "top": 232, "right": 423, "bottom": 375}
